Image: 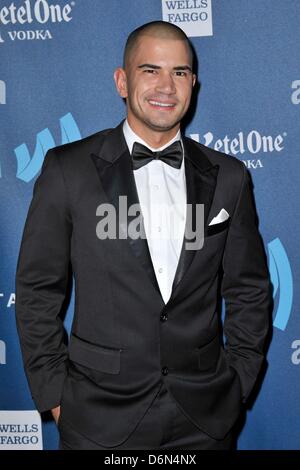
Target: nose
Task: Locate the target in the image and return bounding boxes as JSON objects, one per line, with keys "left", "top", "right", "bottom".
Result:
{"left": 155, "top": 71, "right": 176, "bottom": 95}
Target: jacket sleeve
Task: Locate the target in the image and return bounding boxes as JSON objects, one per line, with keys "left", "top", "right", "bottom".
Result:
{"left": 15, "top": 149, "right": 72, "bottom": 412}
{"left": 221, "top": 163, "right": 272, "bottom": 404}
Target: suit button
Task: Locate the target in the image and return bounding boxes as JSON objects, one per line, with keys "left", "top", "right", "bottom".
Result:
{"left": 162, "top": 366, "right": 169, "bottom": 376}
{"left": 160, "top": 313, "right": 168, "bottom": 322}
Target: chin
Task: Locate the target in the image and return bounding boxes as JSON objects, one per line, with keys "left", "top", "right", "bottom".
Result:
{"left": 146, "top": 118, "right": 180, "bottom": 132}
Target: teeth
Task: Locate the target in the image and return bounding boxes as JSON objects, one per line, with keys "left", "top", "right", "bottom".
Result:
{"left": 149, "top": 100, "right": 175, "bottom": 107}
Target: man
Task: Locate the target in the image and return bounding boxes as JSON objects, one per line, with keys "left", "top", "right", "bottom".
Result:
{"left": 15, "top": 21, "right": 271, "bottom": 450}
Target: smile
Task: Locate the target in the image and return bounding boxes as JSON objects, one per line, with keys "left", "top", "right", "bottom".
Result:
{"left": 148, "top": 100, "right": 176, "bottom": 108}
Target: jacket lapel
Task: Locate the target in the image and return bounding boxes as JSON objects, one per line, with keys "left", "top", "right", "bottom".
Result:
{"left": 90, "top": 121, "right": 161, "bottom": 296}
{"left": 170, "top": 137, "right": 219, "bottom": 298}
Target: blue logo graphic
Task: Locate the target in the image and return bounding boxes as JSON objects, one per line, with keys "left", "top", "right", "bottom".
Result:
{"left": 14, "top": 112, "right": 81, "bottom": 182}
{"left": 268, "top": 238, "right": 293, "bottom": 331}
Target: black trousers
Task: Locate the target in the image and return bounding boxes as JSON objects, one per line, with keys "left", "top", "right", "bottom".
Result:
{"left": 58, "top": 381, "right": 236, "bottom": 450}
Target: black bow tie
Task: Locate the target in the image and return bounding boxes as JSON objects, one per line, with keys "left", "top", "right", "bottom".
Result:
{"left": 131, "top": 141, "right": 183, "bottom": 170}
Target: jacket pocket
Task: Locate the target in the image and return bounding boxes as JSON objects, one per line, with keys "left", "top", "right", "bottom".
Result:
{"left": 195, "top": 333, "right": 220, "bottom": 371}
{"left": 69, "top": 334, "right": 122, "bottom": 375}
{"left": 206, "top": 217, "right": 230, "bottom": 237}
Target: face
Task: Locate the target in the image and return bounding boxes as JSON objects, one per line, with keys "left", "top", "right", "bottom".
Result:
{"left": 114, "top": 34, "right": 196, "bottom": 140}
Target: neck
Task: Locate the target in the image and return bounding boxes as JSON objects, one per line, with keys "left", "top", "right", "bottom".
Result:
{"left": 127, "top": 117, "right": 180, "bottom": 149}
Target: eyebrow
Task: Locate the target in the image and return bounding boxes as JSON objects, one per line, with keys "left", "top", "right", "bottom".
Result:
{"left": 137, "top": 63, "right": 192, "bottom": 72}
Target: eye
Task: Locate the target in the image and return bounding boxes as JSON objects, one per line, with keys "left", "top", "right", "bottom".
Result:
{"left": 143, "top": 69, "right": 157, "bottom": 74}
{"left": 174, "top": 71, "right": 187, "bottom": 77}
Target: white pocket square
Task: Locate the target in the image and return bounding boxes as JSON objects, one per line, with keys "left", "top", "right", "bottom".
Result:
{"left": 208, "top": 208, "right": 230, "bottom": 226}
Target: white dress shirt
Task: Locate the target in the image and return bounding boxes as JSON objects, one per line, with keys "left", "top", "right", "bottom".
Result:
{"left": 123, "top": 119, "right": 187, "bottom": 304}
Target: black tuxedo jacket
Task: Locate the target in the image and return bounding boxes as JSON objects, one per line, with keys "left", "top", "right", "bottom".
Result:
{"left": 15, "top": 121, "right": 271, "bottom": 447}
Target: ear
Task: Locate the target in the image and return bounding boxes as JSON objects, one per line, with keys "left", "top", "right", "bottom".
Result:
{"left": 192, "top": 74, "right": 197, "bottom": 87}
{"left": 114, "top": 67, "right": 128, "bottom": 98}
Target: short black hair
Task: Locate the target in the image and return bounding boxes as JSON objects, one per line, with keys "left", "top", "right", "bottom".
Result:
{"left": 123, "top": 20, "right": 194, "bottom": 68}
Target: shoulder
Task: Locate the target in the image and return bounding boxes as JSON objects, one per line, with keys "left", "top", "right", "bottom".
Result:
{"left": 185, "top": 136, "right": 245, "bottom": 173}
{"left": 48, "top": 127, "right": 113, "bottom": 160}
{"left": 183, "top": 136, "right": 247, "bottom": 189}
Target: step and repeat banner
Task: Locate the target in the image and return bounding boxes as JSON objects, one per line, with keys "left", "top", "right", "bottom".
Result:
{"left": 0, "top": 0, "right": 299, "bottom": 450}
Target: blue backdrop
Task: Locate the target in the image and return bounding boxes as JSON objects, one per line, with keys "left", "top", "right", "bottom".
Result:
{"left": 0, "top": 0, "right": 299, "bottom": 450}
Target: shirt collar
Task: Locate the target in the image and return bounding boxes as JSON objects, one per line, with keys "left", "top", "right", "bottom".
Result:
{"left": 123, "top": 119, "right": 182, "bottom": 155}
